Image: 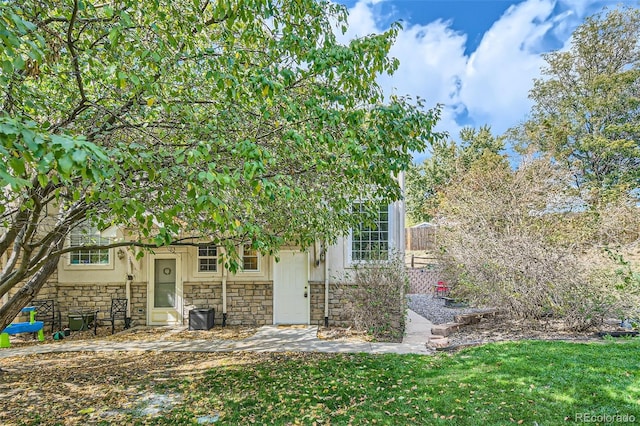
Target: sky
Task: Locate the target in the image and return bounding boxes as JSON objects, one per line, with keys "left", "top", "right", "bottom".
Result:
{"left": 334, "top": 0, "right": 638, "bottom": 161}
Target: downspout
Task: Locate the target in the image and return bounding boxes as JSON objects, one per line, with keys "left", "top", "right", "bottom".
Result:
{"left": 125, "top": 251, "right": 133, "bottom": 327}
{"left": 222, "top": 261, "right": 227, "bottom": 327}
{"left": 324, "top": 247, "right": 329, "bottom": 327}
{"left": 398, "top": 171, "right": 406, "bottom": 252}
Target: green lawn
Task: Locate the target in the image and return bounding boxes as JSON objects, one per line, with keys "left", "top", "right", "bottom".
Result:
{"left": 126, "top": 340, "right": 639, "bottom": 425}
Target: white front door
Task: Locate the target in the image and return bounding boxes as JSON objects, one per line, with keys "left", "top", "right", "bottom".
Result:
{"left": 273, "top": 251, "right": 309, "bottom": 324}
{"left": 148, "top": 255, "right": 183, "bottom": 325}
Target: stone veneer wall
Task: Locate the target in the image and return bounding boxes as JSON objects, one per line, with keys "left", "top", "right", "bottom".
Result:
{"left": 4, "top": 272, "right": 57, "bottom": 299}
{"left": 309, "top": 281, "right": 355, "bottom": 327}
{"left": 309, "top": 282, "right": 325, "bottom": 325}
{"left": 56, "top": 282, "right": 126, "bottom": 324}
{"left": 24, "top": 277, "right": 358, "bottom": 328}
{"left": 25, "top": 279, "right": 144, "bottom": 329}
{"left": 225, "top": 281, "right": 272, "bottom": 326}
{"left": 183, "top": 282, "right": 223, "bottom": 326}
{"left": 33, "top": 270, "right": 58, "bottom": 300}
{"left": 29, "top": 280, "right": 274, "bottom": 328}
{"left": 129, "top": 283, "right": 146, "bottom": 326}
{"left": 12, "top": 273, "right": 59, "bottom": 322}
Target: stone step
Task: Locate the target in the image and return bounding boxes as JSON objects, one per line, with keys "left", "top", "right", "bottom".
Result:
{"left": 426, "top": 335, "right": 449, "bottom": 348}
{"left": 431, "top": 322, "right": 461, "bottom": 337}
{"left": 453, "top": 310, "right": 500, "bottom": 325}
{"left": 453, "top": 313, "right": 481, "bottom": 325}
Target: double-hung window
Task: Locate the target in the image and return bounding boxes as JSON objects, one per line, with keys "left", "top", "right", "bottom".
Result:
{"left": 69, "top": 224, "right": 111, "bottom": 265}
{"left": 351, "top": 203, "right": 390, "bottom": 262}
{"left": 242, "top": 244, "right": 259, "bottom": 271}
{"left": 198, "top": 244, "right": 218, "bottom": 272}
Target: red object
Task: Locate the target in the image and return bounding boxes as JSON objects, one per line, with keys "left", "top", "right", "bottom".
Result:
{"left": 434, "top": 281, "right": 449, "bottom": 297}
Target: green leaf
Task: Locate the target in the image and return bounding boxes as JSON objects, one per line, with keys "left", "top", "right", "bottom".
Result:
{"left": 50, "top": 134, "right": 75, "bottom": 150}
{"left": 72, "top": 149, "right": 88, "bottom": 164}
{"left": 108, "top": 28, "right": 120, "bottom": 45}
{"left": 8, "top": 157, "right": 25, "bottom": 175}
{"left": 57, "top": 155, "right": 73, "bottom": 175}
{"left": 0, "top": 0, "right": 442, "bottom": 309}
{"left": 37, "top": 173, "right": 48, "bottom": 188}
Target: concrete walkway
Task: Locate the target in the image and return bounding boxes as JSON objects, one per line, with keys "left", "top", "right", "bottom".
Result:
{"left": 402, "top": 309, "right": 433, "bottom": 345}
{"left": 0, "top": 314, "right": 434, "bottom": 359}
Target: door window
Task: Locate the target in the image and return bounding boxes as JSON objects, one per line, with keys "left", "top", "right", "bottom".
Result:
{"left": 154, "top": 259, "right": 176, "bottom": 308}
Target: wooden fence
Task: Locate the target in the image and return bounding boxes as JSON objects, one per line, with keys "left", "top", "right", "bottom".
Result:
{"left": 405, "top": 227, "right": 437, "bottom": 251}
{"left": 407, "top": 254, "right": 439, "bottom": 269}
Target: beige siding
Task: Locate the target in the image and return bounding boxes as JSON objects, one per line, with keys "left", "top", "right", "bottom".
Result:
{"left": 25, "top": 196, "right": 404, "bottom": 328}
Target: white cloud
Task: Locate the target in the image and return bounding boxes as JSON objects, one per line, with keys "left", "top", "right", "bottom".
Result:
{"left": 339, "top": 0, "right": 608, "bottom": 155}
{"left": 339, "top": 1, "right": 379, "bottom": 41}
{"left": 460, "top": 0, "right": 555, "bottom": 131}
{"left": 383, "top": 20, "right": 468, "bottom": 108}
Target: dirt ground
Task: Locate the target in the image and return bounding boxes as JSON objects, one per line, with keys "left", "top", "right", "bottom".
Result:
{"left": 0, "top": 325, "right": 371, "bottom": 425}
{"left": 0, "top": 349, "right": 282, "bottom": 425}
{"left": 445, "top": 315, "right": 631, "bottom": 349}
{"left": 0, "top": 320, "right": 633, "bottom": 425}
{"left": 2, "top": 324, "right": 261, "bottom": 348}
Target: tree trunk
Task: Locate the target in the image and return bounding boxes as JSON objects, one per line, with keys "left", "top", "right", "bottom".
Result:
{"left": 0, "top": 256, "right": 59, "bottom": 331}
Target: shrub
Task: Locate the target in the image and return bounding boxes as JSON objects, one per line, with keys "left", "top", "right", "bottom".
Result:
{"left": 336, "top": 252, "right": 408, "bottom": 341}
{"left": 436, "top": 156, "right": 640, "bottom": 331}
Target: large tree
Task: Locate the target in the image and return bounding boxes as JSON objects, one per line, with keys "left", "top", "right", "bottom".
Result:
{"left": 0, "top": 0, "right": 441, "bottom": 328}
{"left": 519, "top": 6, "right": 640, "bottom": 199}
{"left": 405, "top": 125, "right": 503, "bottom": 224}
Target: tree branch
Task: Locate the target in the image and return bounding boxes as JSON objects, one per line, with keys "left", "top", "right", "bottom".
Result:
{"left": 67, "top": 0, "right": 87, "bottom": 104}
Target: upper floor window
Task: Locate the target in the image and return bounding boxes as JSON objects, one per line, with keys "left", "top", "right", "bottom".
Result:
{"left": 242, "top": 244, "right": 259, "bottom": 271}
{"left": 198, "top": 244, "right": 218, "bottom": 272}
{"left": 69, "top": 224, "right": 110, "bottom": 265}
{"left": 351, "top": 203, "right": 390, "bottom": 262}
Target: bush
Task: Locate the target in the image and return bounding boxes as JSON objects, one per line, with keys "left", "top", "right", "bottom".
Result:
{"left": 436, "top": 156, "right": 640, "bottom": 331}
{"left": 336, "top": 252, "right": 408, "bottom": 341}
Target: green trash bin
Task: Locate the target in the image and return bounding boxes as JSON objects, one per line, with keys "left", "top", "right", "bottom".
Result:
{"left": 68, "top": 314, "right": 84, "bottom": 331}
{"left": 68, "top": 312, "right": 95, "bottom": 331}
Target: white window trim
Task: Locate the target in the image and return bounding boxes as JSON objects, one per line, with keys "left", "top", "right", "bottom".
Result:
{"left": 64, "top": 224, "right": 114, "bottom": 271}
{"left": 346, "top": 203, "right": 394, "bottom": 266}
{"left": 238, "top": 244, "right": 261, "bottom": 275}
{"left": 192, "top": 244, "right": 222, "bottom": 278}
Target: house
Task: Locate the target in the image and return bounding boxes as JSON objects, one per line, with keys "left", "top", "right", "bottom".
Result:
{"left": 29, "top": 201, "right": 405, "bottom": 328}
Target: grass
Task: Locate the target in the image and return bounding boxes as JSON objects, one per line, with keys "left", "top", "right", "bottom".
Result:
{"left": 4, "top": 339, "right": 638, "bottom": 425}
{"left": 116, "top": 339, "right": 640, "bottom": 425}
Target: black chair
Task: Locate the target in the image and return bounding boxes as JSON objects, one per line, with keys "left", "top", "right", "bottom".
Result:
{"left": 106, "top": 298, "right": 129, "bottom": 334}
{"left": 32, "top": 299, "right": 62, "bottom": 333}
